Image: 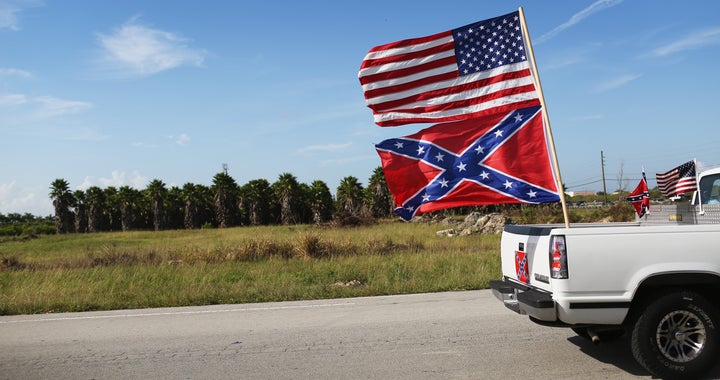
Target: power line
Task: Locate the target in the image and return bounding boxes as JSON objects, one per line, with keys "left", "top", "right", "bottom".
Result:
{"left": 566, "top": 177, "right": 656, "bottom": 190}
{"left": 566, "top": 179, "right": 603, "bottom": 189}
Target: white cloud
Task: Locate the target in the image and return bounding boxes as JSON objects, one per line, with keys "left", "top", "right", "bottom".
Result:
{"left": 33, "top": 96, "right": 93, "bottom": 117}
{"left": 0, "top": 181, "right": 51, "bottom": 216}
{"left": 298, "top": 143, "right": 352, "bottom": 154}
{"left": 0, "top": 67, "right": 32, "bottom": 78}
{"left": 78, "top": 170, "right": 149, "bottom": 191}
{"left": 0, "top": 93, "right": 27, "bottom": 106}
{"left": 594, "top": 73, "right": 642, "bottom": 92}
{"left": 174, "top": 133, "right": 190, "bottom": 145}
{"left": 97, "top": 17, "right": 207, "bottom": 76}
{"left": 135, "top": 133, "right": 190, "bottom": 148}
{"left": 0, "top": 93, "right": 92, "bottom": 118}
{"left": 0, "top": 0, "right": 43, "bottom": 31}
{"left": 162, "top": 133, "right": 191, "bottom": 145}
{"left": 132, "top": 141, "right": 156, "bottom": 148}
{"left": 536, "top": 0, "right": 624, "bottom": 43}
{"left": 0, "top": 4, "right": 21, "bottom": 30}
{"left": 651, "top": 27, "right": 720, "bottom": 57}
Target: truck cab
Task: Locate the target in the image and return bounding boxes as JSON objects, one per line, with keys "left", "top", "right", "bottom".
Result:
{"left": 693, "top": 167, "right": 720, "bottom": 205}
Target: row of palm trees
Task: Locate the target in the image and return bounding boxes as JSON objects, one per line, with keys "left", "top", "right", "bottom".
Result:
{"left": 49, "top": 168, "right": 394, "bottom": 234}
{"left": 0, "top": 212, "right": 49, "bottom": 225}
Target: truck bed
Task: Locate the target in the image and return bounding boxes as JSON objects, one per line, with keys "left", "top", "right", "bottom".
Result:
{"left": 495, "top": 216, "right": 720, "bottom": 326}
{"left": 641, "top": 203, "right": 720, "bottom": 225}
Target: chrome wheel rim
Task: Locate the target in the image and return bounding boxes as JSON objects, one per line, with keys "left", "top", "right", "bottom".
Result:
{"left": 656, "top": 310, "right": 706, "bottom": 363}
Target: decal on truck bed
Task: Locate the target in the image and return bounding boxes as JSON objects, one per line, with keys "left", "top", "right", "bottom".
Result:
{"left": 515, "top": 250, "right": 529, "bottom": 284}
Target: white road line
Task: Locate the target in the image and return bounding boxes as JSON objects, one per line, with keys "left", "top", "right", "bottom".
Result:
{"left": 0, "top": 302, "right": 356, "bottom": 324}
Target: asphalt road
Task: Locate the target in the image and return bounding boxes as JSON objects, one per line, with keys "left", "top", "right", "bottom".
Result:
{"left": 1, "top": 290, "right": 718, "bottom": 379}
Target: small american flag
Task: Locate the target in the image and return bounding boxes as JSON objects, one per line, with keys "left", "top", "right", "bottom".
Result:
{"left": 656, "top": 160, "right": 697, "bottom": 197}
{"left": 358, "top": 11, "right": 540, "bottom": 127}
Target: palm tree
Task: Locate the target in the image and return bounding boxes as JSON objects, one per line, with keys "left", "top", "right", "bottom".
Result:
{"left": 117, "top": 186, "right": 141, "bottom": 231}
{"left": 145, "top": 179, "right": 167, "bottom": 231}
{"left": 272, "top": 172, "right": 301, "bottom": 225}
{"left": 212, "top": 172, "right": 239, "bottom": 228}
{"left": 308, "top": 180, "right": 334, "bottom": 224}
{"left": 85, "top": 186, "right": 106, "bottom": 232}
{"left": 297, "top": 182, "right": 312, "bottom": 224}
{"left": 336, "top": 176, "right": 364, "bottom": 217}
{"left": 104, "top": 186, "right": 120, "bottom": 231}
{"left": 365, "top": 167, "right": 393, "bottom": 218}
{"left": 49, "top": 178, "right": 75, "bottom": 234}
{"left": 72, "top": 189, "right": 88, "bottom": 233}
{"left": 241, "top": 179, "right": 271, "bottom": 226}
{"left": 182, "top": 183, "right": 202, "bottom": 229}
{"left": 197, "top": 184, "right": 215, "bottom": 227}
{"left": 164, "top": 185, "right": 184, "bottom": 229}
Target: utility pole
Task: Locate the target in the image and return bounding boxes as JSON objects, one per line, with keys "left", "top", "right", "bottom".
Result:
{"left": 600, "top": 151, "right": 608, "bottom": 204}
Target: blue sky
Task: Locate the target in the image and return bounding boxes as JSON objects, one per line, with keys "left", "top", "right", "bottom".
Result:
{"left": 2, "top": 0, "right": 720, "bottom": 216}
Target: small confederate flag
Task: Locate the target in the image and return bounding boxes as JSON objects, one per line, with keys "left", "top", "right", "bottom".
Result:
{"left": 626, "top": 170, "right": 650, "bottom": 218}
{"left": 515, "top": 250, "right": 529, "bottom": 284}
{"left": 375, "top": 105, "right": 560, "bottom": 220}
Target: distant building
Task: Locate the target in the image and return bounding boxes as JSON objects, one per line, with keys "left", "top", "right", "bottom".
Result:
{"left": 567, "top": 191, "right": 596, "bottom": 197}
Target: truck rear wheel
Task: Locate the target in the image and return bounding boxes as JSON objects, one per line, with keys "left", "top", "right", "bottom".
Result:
{"left": 630, "top": 291, "right": 719, "bottom": 379}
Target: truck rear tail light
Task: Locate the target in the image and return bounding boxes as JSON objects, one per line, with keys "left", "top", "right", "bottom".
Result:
{"left": 549, "top": 235, "right": 568, "bottom": 279}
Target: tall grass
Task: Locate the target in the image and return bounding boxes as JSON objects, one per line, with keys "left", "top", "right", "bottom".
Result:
{"left": 0, "top": 222, "right": 501, "bottom": 315}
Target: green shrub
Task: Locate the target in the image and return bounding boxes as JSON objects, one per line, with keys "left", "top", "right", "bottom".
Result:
{"left": 0, "top": 225, "right": 22, "bottom": 236}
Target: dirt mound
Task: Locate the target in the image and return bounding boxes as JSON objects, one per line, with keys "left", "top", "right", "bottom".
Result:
{"left": 435, "top": 212, "right": 507, "bottom": 236}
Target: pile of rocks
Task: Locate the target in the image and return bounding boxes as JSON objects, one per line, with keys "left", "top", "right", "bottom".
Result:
{"left": 435, "top": 212, "right": 507, "bottom": 237}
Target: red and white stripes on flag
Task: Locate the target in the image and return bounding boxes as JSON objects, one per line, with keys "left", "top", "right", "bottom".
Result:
{"left": 358, "top": 11, "right": 541, "bottom": 127}
{"left": 656, "top": 160, "right": 698, "bottom": 197}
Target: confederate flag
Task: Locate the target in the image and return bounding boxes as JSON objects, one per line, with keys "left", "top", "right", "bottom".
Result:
{"left": 626, "top": 171, "right": 650, "bottom": 218}
{"left": 375, "top": 105, "right": 560, "bottom": 220}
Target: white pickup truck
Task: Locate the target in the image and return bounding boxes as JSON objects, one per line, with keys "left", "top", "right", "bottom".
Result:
{"left": 490, "top": 167, "right": 720, "bottom": 379}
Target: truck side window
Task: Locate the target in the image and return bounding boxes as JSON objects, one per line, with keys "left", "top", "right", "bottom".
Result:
{"left": 699, "top": 175, "right": 720, "bottom": 204}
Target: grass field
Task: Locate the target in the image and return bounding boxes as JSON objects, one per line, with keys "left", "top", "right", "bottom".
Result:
{"left": 0, "top": 221, "right": 502, "bottom": 315}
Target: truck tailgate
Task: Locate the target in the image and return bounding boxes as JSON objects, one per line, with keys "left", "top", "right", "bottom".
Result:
{"left": 500, "top": 224, "right": 555, "bottom": 292}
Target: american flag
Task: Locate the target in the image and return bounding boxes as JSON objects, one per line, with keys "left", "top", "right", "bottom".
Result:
{"left": 656, "top": 160, "right": 697, "bottom": 197}
{"left": 358, "top": 11, "right": 540, "bottom": 127}
{"left": 375, "top": 105, "right": 559, "bottom": 220}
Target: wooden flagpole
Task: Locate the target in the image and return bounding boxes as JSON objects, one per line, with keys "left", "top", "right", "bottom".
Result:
{"left": 694, "top": 158, "right": 704, "bottom": 214}
{"left": 518, "top": 6, "right": 570, "bottom": 228}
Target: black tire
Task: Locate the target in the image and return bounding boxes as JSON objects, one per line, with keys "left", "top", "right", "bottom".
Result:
{"left": 630, "top": 291, "right": 719, "bottom": 380}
